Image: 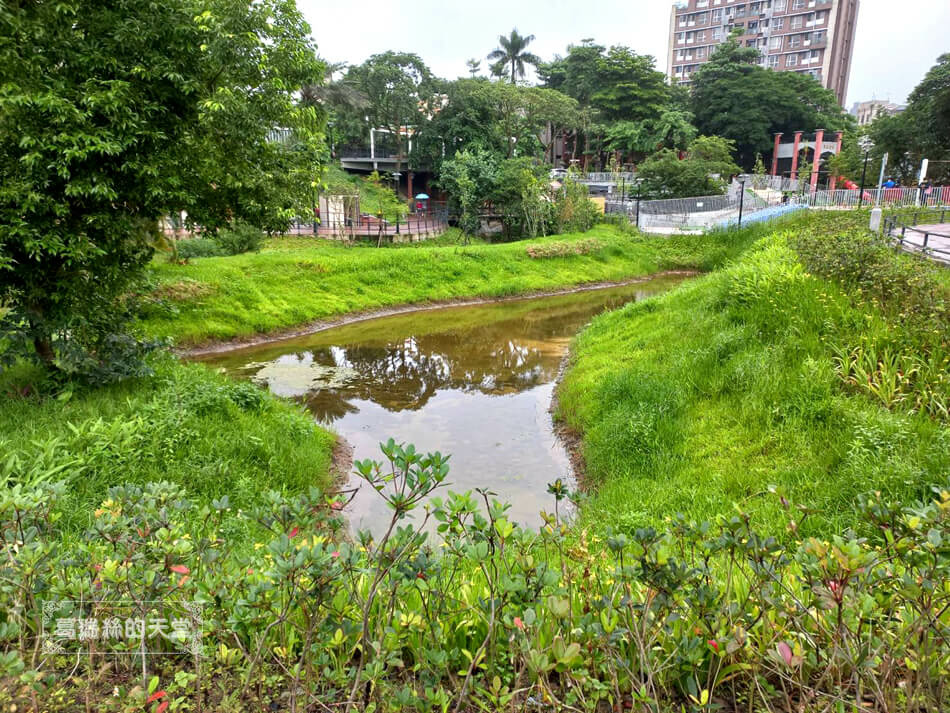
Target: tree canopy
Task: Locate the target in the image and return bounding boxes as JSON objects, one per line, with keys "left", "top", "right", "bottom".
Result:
{"left": 0, "top": 0, "right": 324, "bottom": 376}
{"left": 868, "top": 54, "right": 950, "bottom": 184}
{"left": 689, "top": 39, "right": 852, "bottom": 169}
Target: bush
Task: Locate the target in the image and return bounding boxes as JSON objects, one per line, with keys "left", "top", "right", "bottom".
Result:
{"left": 175, "top": 237, "right": 226, "bottom": 259}
{"left": 214, "top": 221, "right": 264, "bottom": 255}
{"left": 1, "top": 440, "right": 948, "bottom": 712}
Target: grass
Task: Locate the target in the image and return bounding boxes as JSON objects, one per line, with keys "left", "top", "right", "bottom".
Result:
{"left": 558, "top": 212, "right": 950, "bottom": 536}
{"left": 0, "top": 358, "right": 336, "bottom": 531}
{"left": 143, "top": 221, "right": 762, "bottom": 347}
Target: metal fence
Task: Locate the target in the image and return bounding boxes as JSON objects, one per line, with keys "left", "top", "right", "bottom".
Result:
{"left": 605, "top": 187, "right": 771, "bottom": 231}
{"left": 882, "top": 208, "right": 950, "bottom": 265}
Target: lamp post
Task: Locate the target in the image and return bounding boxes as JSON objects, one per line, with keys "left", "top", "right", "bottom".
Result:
{"left": 635, "top": 180, "right": 643, "bottom": 229}
{"left": 737, "top": 178, "right": 746, "bottom": 229}
{"left": 391, "top": 172, "right": 402, "bottom": 234}
{"left": 857, "top": 137, "right": 873, "bottom": 209}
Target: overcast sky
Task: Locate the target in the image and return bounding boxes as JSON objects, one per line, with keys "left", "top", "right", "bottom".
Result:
{"left": 301, "top": 0, "right": 948, "bottom": 109}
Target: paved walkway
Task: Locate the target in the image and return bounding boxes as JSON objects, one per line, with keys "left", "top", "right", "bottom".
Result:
{"left": 892, "top": 223, "right": 950, "bottom": 264}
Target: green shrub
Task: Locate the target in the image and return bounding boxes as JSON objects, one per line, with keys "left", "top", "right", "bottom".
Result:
{"left": 175, "top": 237, "right": 226, "bottom": 259}
{"left": 214, "top": 221, "right": 264, "bottom": 255}
{"left": 1, "top": 441, "right": 948, "bottom": 712}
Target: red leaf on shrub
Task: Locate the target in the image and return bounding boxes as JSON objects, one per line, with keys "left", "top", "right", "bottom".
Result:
{"left": 156, "top": 702, "right": 169, "bottom": 713}
{"left": 146, "top": 690, "right": 166, "bottom": 704}
{"left": 331, "top": 551, "right": 340, "bottom": 558}
{"left": 707, "top": 639, "right": 719, "bottom": 651}
{"left": 169, "top": 565, "right": 189, "bottom": 575}
{"left": 513, "top": 617, "right": 525, "bottom": 630}
{"left": 777, "top": 641, "right": 793, "bottom": 666}
{"left": 288, "top": 527, "right": 299, "bottom": 538}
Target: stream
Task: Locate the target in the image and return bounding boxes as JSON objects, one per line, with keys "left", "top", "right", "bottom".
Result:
{"left": 196, "top": 275, "right": 688, "bottom": 532}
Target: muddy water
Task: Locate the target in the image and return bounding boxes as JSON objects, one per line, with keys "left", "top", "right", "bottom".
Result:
{"left": 198, "top": 276, "right": 687, "bottom": 532}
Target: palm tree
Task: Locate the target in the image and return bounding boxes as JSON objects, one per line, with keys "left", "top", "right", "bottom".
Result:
{"left": 487, "top": 29, "right": 541, "bottom": 83}
{"left": 300, "top": 61, "right": 369, "bottom": 113}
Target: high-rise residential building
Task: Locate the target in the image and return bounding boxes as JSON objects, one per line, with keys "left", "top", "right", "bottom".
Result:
{"left": 850, "top": 99, "right": 905, "bottom": 126}
{"left": 666, "top": 0, "right": 860, "bottom": 105}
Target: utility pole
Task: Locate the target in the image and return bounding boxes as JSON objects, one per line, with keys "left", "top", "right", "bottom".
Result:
{"left": 857, "top": 152, "right": 869, "bottom": 209}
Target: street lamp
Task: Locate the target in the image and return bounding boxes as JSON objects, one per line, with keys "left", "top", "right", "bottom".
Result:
{"left": 857, "top": 136, "right": 873, "bottom": 209}
{"left": 391, "top": 172, "right": 402, "bottom": 234}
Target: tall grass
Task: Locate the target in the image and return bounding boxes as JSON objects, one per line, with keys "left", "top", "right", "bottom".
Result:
{"left": 558, "top": 212, "right": 950, "bottom": 535}
{"left": 0, "top": 358, "right": 336, "bottom": 530}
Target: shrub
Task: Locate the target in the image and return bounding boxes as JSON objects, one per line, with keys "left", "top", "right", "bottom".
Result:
{"left": 175, "top": 237, "right": 226, "bottom": 259}
{"left": 1, "top": 440, "right": 948, "bottom": 712}
{"left": 214, "top": 221, "right": 264, "bottom": 255}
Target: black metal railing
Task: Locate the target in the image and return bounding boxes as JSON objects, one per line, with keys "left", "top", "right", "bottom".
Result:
{"left": 882, "top": 207, "right": 950, "bottom": 264}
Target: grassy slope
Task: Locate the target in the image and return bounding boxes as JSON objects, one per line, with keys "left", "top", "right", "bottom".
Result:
{"left": 144, "top": 223, "right": 757, "bottom": 346}
{"left": 558, "top": 213, "right": 950, "bottom": 536}
{"left": 0, "top": 359, "right": 336, "bottom": 530}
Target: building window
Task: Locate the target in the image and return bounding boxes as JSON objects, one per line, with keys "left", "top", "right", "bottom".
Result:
{"left": 769, "top": 36, "right": 782, "bottom": 49}
{"left": 773, "top": 0, "right": 787, "bottom": 9}
{"left": 791, "top": 15, "right": 804, "bottom": 29}
{"left": 786, "top": 54, "right": 798, "bottom": 67}
{"left": 768, "top": 55, "right": 780, "bottom": 68}
{"left": 789, "top": 34, "right": 801, "bottom": 47}
{"left": 697, "top": 12, "right": 708, "bottom": 24}
{"left": 712, "top": 9, "right": 723, "bottom": 21}
{"left": 792, "top": 0, "right": 806, "bottom": 8}
{"left": 773, "top": 17, "right": 784, "bottom": 29}
{"left": 696, "top": 30, "right": 706, "bottom": 41}
{"left": 812, "top": 30, "right": 825, "bottom": 42}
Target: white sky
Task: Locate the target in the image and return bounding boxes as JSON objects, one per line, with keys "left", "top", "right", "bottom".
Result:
{"left": 301, "top": 0, "right": 948, "bottom": 109}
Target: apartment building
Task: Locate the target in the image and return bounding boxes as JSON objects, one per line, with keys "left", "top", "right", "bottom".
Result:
{"left": 850, "top": 99, "right": 905, "bottom": 126}
{"left": 667, "top": 0, "right": 860, "bottom": 105}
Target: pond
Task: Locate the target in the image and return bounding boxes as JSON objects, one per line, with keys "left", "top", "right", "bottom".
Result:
{"left": 196, "top": 275, "right": 688, "bottom": 532}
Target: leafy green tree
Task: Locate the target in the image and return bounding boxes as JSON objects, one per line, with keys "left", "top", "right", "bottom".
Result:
{"left": 342, "top": 52, "right": 435, "bottom": 175}
{"left": 540, "top": 42, "right": 683, "bottom": 169}
{"left": 437, "top": 149, "right": 498, "bottom": 236}
{"left": 0, "top": 0, "right": 324, "bottom": 377}
{"left": 487, "top": 29, "right": 541, "bottom": 83}
{"left": 868, "top": 54, "right": 950, "bottom": 184}
{"left": 689, "top": 38, "right": 851, "bottom": 168}
{"left": 636, "top": 135, "right": 740, "bottom": 199}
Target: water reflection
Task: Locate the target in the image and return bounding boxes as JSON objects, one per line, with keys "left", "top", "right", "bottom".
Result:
{"left": 198, "top": 276, "right": 687, "bottom": 532}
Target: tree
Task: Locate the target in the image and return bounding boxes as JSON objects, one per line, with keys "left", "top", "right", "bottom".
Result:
{"left": 868, "top": 54, "right": 950, "bottom": 184}
{"left": 0, "top": 0, "right": 324, "bottom": 378}
{"left": 539, "top": 42, "right": 682, "bottom": 169}
{"left": 487, "top": 29, "right": 541, "bottom": 83}
{"left": 689, "top": 38, "right": 851, "bottom": 169}
{"left": 342, "top": 52, "right": 435, "bottom": 176}
{"left": 636, "top": 136, "right": 740, "bottom": 199}
{"left": 465, "top": 59, "right": 482, "bottom": 78}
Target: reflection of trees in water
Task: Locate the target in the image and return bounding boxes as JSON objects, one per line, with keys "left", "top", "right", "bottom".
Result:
{"left": 287, "top": 314, "right": 569, "bottom": 416}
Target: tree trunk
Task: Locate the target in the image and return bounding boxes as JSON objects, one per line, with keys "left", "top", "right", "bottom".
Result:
{"left": 33, "top": 335, "right": 55, "bottom": 366}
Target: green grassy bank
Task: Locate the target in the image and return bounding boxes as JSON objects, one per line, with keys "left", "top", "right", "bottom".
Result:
{"left": 143, "top": 223, "right": 757, "bottom": 346}
{"left": 0, "top": 359, "right": 336, "bottom": 530}
{"left": 558, "top": 212, "right": 950, "bottom": 536}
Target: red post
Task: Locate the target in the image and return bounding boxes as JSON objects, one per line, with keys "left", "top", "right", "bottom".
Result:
{"left": 790, "top": 131, "right": 803, "bottom": 180}
{"left": 810, "top": 129, "right": 824, "bottom": 192}
{"left": 829, "top": 131, "right": 843, "bottom": 189}
{"left": 771, "top": 133, "right": 783, "bottom": 176}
